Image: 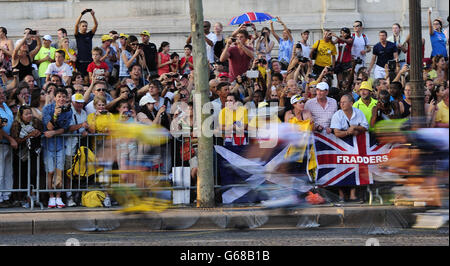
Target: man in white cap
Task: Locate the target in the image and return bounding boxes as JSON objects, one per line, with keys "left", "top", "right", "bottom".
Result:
{"left": 64, "top": 93, "right": 88, "bottom": 207}
{"left": 34, "top": 35, "right": 56, "bottom": 87}
{"left": 304, "top": 81, "right": 337, "bottom": 133}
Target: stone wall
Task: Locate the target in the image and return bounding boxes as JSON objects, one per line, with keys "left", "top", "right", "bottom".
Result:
{"left": 0, "top": 0, "right": 448, "bottom": 56}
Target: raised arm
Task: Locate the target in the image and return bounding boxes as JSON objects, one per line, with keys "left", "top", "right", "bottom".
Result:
{"left": 269, "top": 20, "right": 281, "bottom": 43}
{"left": 277, "top": 17, "right": 293, "bottom": 41}
{"left": 428, "top": 8, "right": 434, "bottom": 36}
{"left": 74, "top": 12, "right": 83, "bottom": 35}
{"left": 90, "top": 10, "right": 98, "bottom": 34}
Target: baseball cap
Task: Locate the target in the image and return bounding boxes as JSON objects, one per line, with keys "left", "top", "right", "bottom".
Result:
{"left": 101, "top": 34, "right": 113, "bottom": 42}
{"left": 72, "top": 93, "right": 85, "bottom": 103}
{"left": 43, "top": 35, "right": 52, "bottom": 41}
{"left": 290, "top": 94, "right": 305, "bottom": 105}
{"left": 218, "top": 72, "right": 230, "bottom": 78}
{"left": 302, "top": 29, "right": 310, "bottom": 34}
{"left": 140, "top": 30, "right": 151, "bottom": 37}
{"left": 316, "top": 82, "right": 329, "bottom": 91}
{"left": 359, "top": 81, "right": 373, "bottom": 91}
{"left": 119, "top": 33, "right": 129, "bottom": 39}
{"left": 139, "top": 94, "right": 157, "bottom": 106}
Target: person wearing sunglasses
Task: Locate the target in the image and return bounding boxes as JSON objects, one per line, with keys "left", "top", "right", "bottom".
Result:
{"left": 83, "top": 80, "right": 112, "bottom": 115}
{"left": 119, "top": 35, "right": 145, "bottom": 81}
{"left": 351, "top": 20, "right": 371, "bottom": 73}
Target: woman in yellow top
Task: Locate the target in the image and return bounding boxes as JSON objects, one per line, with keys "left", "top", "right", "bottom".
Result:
{"left": 219, "top": 94, "right": 248, "bottom": 146}
{"left": 58, "top": 37, "right": 77, "bottom": 72}
{"left": 87, "top": 95, "right": 113, "bottom": 151}
{"left": 285, "top": 94, "right": 316, "bottom": 171}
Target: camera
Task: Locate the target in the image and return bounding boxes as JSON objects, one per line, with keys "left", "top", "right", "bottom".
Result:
{"left": 327, "top": 66, "right": 335, "bottom": 72}
{"left": 257, "top": 58, "right": 267, "bottom": 65}
{"left": 180, "top": 93, "right": 187, "bottom": 99}
{"left": 388, "top": 60, "right": 397, "bottom": 71}
{"left": 99, "top": 110, "right": 108, "bottom": 115}
{"left": 231, "top": 37, "right": 237, "bottom": 43}
{"left": 59, "top": 105, "right": 71, "bottom": 113}
{"left": 308, "top": 73, "right": 317, "bottom": 79}
{"left": 124, "top": 111, "right": 133, "bottom": 117}
{"left": 354, "top": 57, "right": 363, "bottom": 65}
{"left": 0, "top": 117, "right": 8, "bottom": 126}
{"left": 29, "top": 30, "right": 37, "bottom": 35}
{"left": 296, "top": 43, "right": 302, "bottom": 49}
{"left": 138, "top": 43, "right": 144, "bottom": 49}
{"left": 12, "top": 69, "right": 20, "bottom": 76}
{"left": 82, "top": 9, "right": 92, "bottom": 15}
{"left": 297, "top": 55, "right": 309, "bottom": 63}
{"left": 127, "top": 92, "right": 134, "bottom": 100}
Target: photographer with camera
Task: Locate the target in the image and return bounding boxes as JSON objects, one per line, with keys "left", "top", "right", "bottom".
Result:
{"left": 231, "top": 74, "right": 254, "bottom": 104}
{"left": 45, "top": 50, "right": 73, "bottom": 86}
{"left": 74, "top": 8, "right": 98, "bottom": 79}
{"left": 256, "top": 27, "right": 275, "bottom": 62}
{"left": 220, "top": 29, "right": 254, "bottom": 82}
{"left": 1, "top": 67, "right": 19, "bottom": 93}
{"left": 107, "top": 84, "right": 136, "bottom": 114}
{"left": 367, "top": 30, "right": 399, "bottom": 79}
{"left": 87, "top": 47, "right": 109, "bottom": 83}
{"left": 370, "top": 89, "right": 401, "bottom": 128}
{"left": 42, "top": 87, "right": 72, "bottom": 208}
{"left": 12, "top": 29, "right": 41, "bottom": 82}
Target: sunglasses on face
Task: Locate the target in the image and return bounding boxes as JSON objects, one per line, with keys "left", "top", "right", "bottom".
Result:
{"left": 353, "top": 25, "right": 361, "bottom": 28}
{"left": 96, "top": 88, "right": 107, "bottom": 92}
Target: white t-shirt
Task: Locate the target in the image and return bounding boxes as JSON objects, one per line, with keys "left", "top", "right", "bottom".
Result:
{"left": 300, "top": 42, "right": 311, "bottom": 59}
{"left": 205, "top": 32, "right": 217, "bottom": 64}
{"left": 351, "top": 33, "right": 369, "bottom": 61}
{"left": 45, "top": 62, "right": 73, "bottom": 85}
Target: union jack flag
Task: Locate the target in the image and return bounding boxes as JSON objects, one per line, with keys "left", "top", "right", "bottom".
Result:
{"left": 313, "top": 132, "right": 393, "bottom": 187}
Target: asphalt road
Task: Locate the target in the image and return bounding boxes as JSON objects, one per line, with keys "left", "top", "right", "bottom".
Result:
{"left": 1, "top": 228, "right": 447, "bottom": 246}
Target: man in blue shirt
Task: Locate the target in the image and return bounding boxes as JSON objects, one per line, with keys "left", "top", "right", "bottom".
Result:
{"left": 367, "top": 30, "right": 399, "bottom": 79}
{"left": 0, "top": 89, "right": 18, "bottom": 205}
{"left": 42, "top": 88, "right": 73, "bottom": 208}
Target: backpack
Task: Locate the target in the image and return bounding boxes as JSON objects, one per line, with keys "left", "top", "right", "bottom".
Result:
{"left": 352, "top": 33, "right": 368, "bottom": 47}
{"left": 311, "top": 40, "right": 320, "bottom": 60}
{"left": 81, "top": 190, "right": 106, "bottom": 208}
{"left": 67, "top": 146, "right": 104, "bottom": 180}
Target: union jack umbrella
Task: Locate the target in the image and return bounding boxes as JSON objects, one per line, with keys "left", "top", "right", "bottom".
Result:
{"left": 228, "top": 12, "right": 274, "bottom": 26}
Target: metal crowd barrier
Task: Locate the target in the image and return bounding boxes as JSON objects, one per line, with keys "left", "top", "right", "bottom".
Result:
{"left": 0, "top": 130, "right": 253, "bottom": 210}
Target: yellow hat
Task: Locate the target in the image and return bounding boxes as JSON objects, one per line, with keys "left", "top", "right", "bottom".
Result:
{"left": 308, "top": 80, "right": 318, "bottom": 87}
{"left": 72, "top": 93, "right": 85, "bottom": 103}
{"left": 101, "top": 34, "right": 113, "bottom": 42}
{"left": 140, "top": 30, "right": 151, "bottom": 37}
{"left": 258, "top": 102, "right": 269, "bottom": 108}
{"left": 359, "top": 81, "right": 373, "bottom": 92}
{"left": 119, "top": 33, "right": 129, "bottom": 39}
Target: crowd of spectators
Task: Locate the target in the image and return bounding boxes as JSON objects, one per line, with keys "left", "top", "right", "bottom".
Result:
{"left": 0, "top": 8, "right": 448, "bottom": 208}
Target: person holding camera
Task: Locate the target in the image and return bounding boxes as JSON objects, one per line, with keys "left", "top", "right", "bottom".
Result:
{"left": 220, "top": 30, "right": 255, "bottom": 82}
{"left": 256, "top": 27, "right": 275, "bottom": 63}
{"left": 310, "top": 29, "right": 337, "bottom": 77}
{"left": 367, "top": 30, "right": 399, "bottom": 80}
{"left": 12, "top": 30, "right": 41, "bottom": 82}
{"left": 108, "top": 84, "right": 136, "bottom": 114}
{"left": 370, "top": 89, "right": 402, "bottom": 128}
{"left": 74, "top": 8, "right": 98, "bottom": 79}
{"left": 42, "top": 88, "right": 72, "bottom": 208}
{"left": 45, "top": 49, "right": 73, "bottom": 86}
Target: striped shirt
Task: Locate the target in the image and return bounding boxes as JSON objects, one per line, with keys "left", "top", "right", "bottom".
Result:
{"left": 304, "top": 97, "right": 338, "bottom": 128}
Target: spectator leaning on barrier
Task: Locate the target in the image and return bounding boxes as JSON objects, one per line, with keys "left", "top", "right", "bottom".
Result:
{"left": 42, "top": 87, "right": 72, "bottom": 208}
{"left": 74, "top": 8, "right": 98, "bottom": 79}
{"left": 220, "top": 29, "right": 255, "bottom": 82}
{"left": 219, "top": 93, "right": 248, "bottom": 146}
{"left": 305, "top": 81, "right": 338, "bottom": 134}
{"left": 370, "top": 89, "right": 402, "bottom": 128}
{"left": 353, "top": 81, "right": 378, "bottom": 130}
{"left": 10, "top": 105, "right": 43, "bottom": 208}
{"left": 330, "top": 94, "right": 368, "bottom": 202}
{"left": 310, "top": 29, "right": 337, "bottom": 77}
{"left": 0, "top": 89, "right": 18, "bottom": 205}
{"left": 84, "top": 80, "right": 112, "bottom": 115}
